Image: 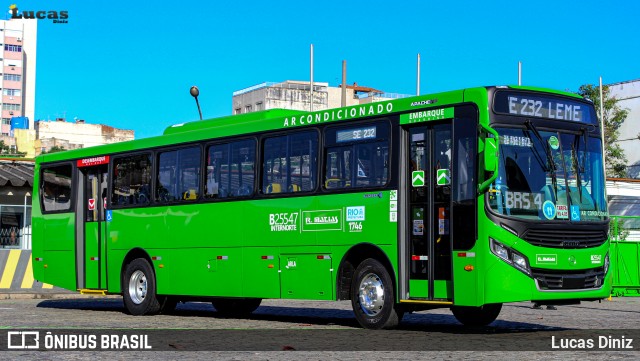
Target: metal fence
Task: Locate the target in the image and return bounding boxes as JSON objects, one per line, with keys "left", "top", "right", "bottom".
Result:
{"left": 0, "top": 204, "right": 32, "bottom": 250}
{"left": 610, "top": 215, "right": 640, "bottom": 296}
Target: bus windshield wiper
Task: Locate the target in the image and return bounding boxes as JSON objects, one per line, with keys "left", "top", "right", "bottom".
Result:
{"left": 571, "top": 141, "right": 583, "bottom": 203}
{"left": 572, "top": 127, "right": 590, "bottom": 203}
{"left": 525, "top": 120, "right": 557, "bottom": 199}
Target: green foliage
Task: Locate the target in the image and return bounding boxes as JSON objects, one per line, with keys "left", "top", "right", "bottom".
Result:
{"left": 42, "top": 145, "right": 66, "bottom": 154}
{"left": 609, "top": 217, "right": 630, "bottom": 241}
{"left": 578, "top": 84, "right": 629, "bottom": 178}
{"left": 0, "top": 140, "right": 26, "bottom": 157}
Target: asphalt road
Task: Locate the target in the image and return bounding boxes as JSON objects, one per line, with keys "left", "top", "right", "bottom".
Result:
{"left": 0, "top": 296, "right": 638, "bottom": 359}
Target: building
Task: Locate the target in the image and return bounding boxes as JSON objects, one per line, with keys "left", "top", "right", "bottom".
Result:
{"left": 232, "top": 80, "right": 409, "bottom": 114}
{"left": 35, "top": 118, "right": 135, "bottom": 155}
{"left": 609, "top": 79, "right": 640, "bottom": 178}
{"left": 0, "top": 18, "right": 37, "bottom": 136}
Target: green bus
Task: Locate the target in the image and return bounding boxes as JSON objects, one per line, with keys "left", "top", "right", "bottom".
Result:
{"left": 32, "top": 85, "right": 610, "bottom": 329}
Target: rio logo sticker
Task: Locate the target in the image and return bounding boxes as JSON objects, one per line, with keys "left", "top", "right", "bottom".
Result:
{"left": 346, "top": 206, "right": 365, "bottom": 233}
{"left": 346, "top": 206, "right": 365, "bottom": 221}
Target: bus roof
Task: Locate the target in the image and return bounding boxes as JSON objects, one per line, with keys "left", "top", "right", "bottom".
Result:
{"left": 36, "top": 85, "right": 585, "bottom": 164}
{"left": 162, "top": 109, "right": 305, "bottom": 136}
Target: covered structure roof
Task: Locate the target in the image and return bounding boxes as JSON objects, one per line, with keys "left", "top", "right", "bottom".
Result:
{"left": 0, "top": 159, "right": 34, "bottom": 187}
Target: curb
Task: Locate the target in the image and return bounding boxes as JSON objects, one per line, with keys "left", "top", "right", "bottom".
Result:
{"left": 0, "top": 293, "right": 120, "bottom": 300}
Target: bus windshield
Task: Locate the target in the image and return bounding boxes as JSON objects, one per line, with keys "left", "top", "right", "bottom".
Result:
{"left": 488, "top": 126, "right": 608, "bottom": 222}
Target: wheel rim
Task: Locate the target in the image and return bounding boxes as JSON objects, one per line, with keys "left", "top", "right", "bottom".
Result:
{"left": 358, "top": 273, "right": 385, "bottom": 316}
{"left": 129, "top": 270, "right": 147, "bottom": 305}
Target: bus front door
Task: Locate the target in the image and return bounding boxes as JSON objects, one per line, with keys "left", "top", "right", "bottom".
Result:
{"left": 79, "top": 165, "right": 108, "bottom": 290}
{"left": 405, "top": 124, "right": 453, "bottom": 301}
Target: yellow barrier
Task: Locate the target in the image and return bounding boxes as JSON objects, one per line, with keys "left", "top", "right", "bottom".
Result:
{"left": 0, "top": 250, "right": 56, "bottom": 291}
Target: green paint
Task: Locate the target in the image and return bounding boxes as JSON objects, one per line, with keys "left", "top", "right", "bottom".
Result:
{"left": 548, "top": 136, "right": 559, "bottom": 150}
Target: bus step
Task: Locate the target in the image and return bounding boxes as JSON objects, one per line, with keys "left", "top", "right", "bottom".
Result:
{"left": 399, "top": 299, "right": 453, "bottom": 305}
{"left": 78, "top": 289, "right": 107, "bottom": 295}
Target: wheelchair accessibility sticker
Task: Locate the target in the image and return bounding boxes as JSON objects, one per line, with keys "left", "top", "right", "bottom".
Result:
{"left": 570, "top": 205, "right": 581, "bottom": 221}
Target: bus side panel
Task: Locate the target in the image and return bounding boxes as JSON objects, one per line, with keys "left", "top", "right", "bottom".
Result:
{"left": 452, "top": 193, "right": 492, "bottom": 307}
{"left": 106, "top": 249, "right": 124, "bottom": 294}
{"left": 242, "top": 246, "right": 280, "bottom": 299}
{"left": 41, "top": 213, "right": 77, "bottom": 291}
{"left": 31, "top": 216, "right": 45, "bottom": 284}
{"left": 243, "top": 196, "right": 317, "bottom": 299}
{"left": 107, "top": 202, "right": 246, "bottom": 297}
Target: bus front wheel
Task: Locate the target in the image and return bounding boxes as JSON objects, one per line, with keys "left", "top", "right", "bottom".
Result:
{"left": 351, "top": 258, "right": 403, "bottom": 329}
{"left": 451, "top": 303, "right": 502, "bottom": 326}
{"left": 123, "top": 258, "right": 161, "bottom": 316}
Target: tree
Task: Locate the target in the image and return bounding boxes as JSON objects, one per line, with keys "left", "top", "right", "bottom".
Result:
{"left": 577, "top": 84, "right": 629, "bottom": 178}
{"left": 41, "top": 145, "right": 66, "bottom": 154}
{"left": 0, "top": 140, "right": 26, "bottom": 157}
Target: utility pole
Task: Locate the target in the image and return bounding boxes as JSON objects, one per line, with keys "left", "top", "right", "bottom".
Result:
{"left": 416, "top": 53, "right": 421, "bottom": 95}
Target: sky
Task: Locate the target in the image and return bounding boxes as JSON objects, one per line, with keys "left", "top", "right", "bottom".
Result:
{"left": 22, "top": 0, "right": 640, "bottom": 139}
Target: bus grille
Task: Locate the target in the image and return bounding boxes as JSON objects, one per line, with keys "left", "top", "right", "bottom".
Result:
{"left": 531, "top": 267, "right": 605, "bottom": 290}
{"left": 522, "top": 229, "right": 607, "bottom": 248}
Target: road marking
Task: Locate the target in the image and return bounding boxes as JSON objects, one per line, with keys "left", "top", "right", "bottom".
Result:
{"left": 21, "top": 257, "right": 34, "bottom": 288}
{"left": 0, "top": 250, "right": 20, "bottom": 288}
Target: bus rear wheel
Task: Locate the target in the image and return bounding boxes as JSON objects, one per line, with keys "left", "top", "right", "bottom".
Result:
{"left": 351, "top": 258, "right": 403, "bottom": 329}
{"left": 212, "top": 298, "right": 262, "bottom": 317}
{"left": 451, "top": 303, "right": 502, "bottom": 326}
{"left": 122, "top": 258, "right": 161, "bottom": 316}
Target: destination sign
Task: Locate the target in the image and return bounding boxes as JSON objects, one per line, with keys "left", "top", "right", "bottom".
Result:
{"left": 337, "top": 126, "right": 376, "bottom": 143}
{"left": 494, "top": 91, "right": 596, "bottom": 124}
{"left": 77, "top": 156, "right": 110, "bottom": 167}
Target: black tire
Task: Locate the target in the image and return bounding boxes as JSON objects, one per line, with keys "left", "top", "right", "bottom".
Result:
{"left": 159, "top": 296, "right": 179, "bottom": 314}
{"left": 351, "top": 258, "right": 403, "bottom": 329}
{"left": 212, "top": 298, "right": 262, "bottom": 317}
{"left": 451, "top": 303, "right": 502, "bottom": 326}
{"left": 122, "top": 258, "right": 161, "bottom": 316}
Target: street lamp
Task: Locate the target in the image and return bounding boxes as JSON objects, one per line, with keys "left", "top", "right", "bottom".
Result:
{"left": 190, "top": 86, "right": 203, "bottom": 121}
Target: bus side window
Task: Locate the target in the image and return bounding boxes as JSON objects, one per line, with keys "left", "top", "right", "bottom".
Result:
{"left": 206, "top": 139, "right": 256, "bottom": 200}
{"left": 156, "top": 147, "right": 201, "bottom": 203}
{"left": 111, "top": 153, "right": 152, "bottom": 207}
{"left": 41, "top": 165, "right": 73, "bottom": 212}
{"left": 323, "top": 121, "right": 389, "bottom": 190}
{"left": 261, "top": 131, "right": 318, "bottom": 195}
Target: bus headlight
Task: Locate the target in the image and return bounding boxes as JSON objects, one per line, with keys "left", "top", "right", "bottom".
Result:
{"left": 604, "top": 253, "right": 610, "bottom": 275}
{"left": 512, "top": 253, "right": 530, "bottom": 275}
{"left": 490, "top": 238, "right": 509, "bottom": 261}
{"left": 490, "top": 238, "right": 531, "bottom": 276}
